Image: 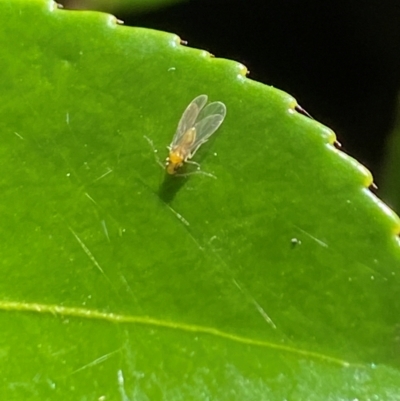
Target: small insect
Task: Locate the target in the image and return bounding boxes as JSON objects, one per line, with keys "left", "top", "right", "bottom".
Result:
{"left": 166, "top": 94, "right": 226, "bottom": 175}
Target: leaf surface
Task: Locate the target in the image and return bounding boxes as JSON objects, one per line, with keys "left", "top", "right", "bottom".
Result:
{"left": 0, "top": 1, "right": 400, "bottom": 399}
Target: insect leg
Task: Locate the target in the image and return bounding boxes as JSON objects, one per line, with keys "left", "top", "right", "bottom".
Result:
{"left": 175, "top": 169, "right": 217, "bottom": 179}
{"left": 185, "top": 160, "right": 201, "bottom": 169}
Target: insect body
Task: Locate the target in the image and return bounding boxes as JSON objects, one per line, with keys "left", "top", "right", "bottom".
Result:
{"left": 166, "top": 94, "right": 226, "bottom": 174}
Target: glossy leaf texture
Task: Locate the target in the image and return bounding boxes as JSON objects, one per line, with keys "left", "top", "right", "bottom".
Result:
{"left": 0, "top": 1, "right": 400, "bottom": 399}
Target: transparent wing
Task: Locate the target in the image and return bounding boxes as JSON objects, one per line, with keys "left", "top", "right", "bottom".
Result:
{"left": 190, "top": 101, "right": 226, "bottom": 156}
{"left": 170, "top": 94, "right": 208, "bottom": 148}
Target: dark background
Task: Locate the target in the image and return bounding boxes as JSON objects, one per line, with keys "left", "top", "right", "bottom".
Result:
{"left": 65, "top": 0, "right": 400, "bottom": 181}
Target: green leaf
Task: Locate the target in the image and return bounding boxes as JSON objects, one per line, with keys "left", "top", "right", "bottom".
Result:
{"left": 1, "top": 0, "right": 400, "bottom": 399}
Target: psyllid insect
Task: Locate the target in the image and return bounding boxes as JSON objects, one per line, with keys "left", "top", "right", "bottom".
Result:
{"left": 166, "top": 94, "right": 226, "bottom": 174}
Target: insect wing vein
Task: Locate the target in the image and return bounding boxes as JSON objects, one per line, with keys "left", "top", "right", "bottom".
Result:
{"left": 198, "top": 101, "right": 226, "bottom": 121}
{"left": 171, "top": 95, "right": 208, "bottom": 148}
{"left": 190, "top": 101, "right": 226, "bottom": 154}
